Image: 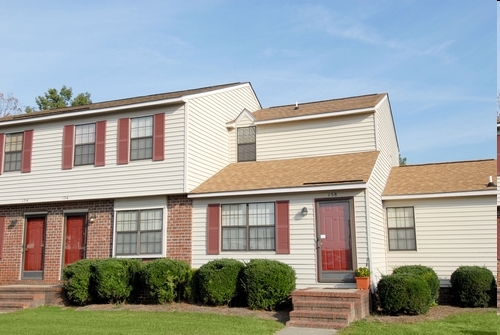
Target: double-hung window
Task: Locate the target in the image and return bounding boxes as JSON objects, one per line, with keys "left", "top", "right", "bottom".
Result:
{"left": 221, "top": 202, "right": 275, "bottom": 251}
{"left": 387, "top": 207, "right": 416, "bottom": 251}
{"left": 237, "top": 126, "right": 256, "bottom": 162}
{"left": 4, "top": 132, "right": 23, "bottom": 172}
{"left": 130, "top": 116, "right": 153, "bottom": 160}
{"left": 74, "top": 124, "right": 95, "bottom": 166}
{"left": 115, "top": 209, "right": 163, "bottom": 256}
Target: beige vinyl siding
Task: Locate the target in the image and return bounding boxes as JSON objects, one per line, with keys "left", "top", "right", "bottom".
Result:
{"left": 191, "top": 189, "right": 368, "bottom": 289}
{"left": 385, "top": 196, "right": 497, "bottom": 283}
{"left": 186, "top": 84, "right": 260, "bottom": 191}
{"left": 256, "top": 113, "right": 376, "bottom": 161}
{"left": 365, "top": 99, "right": 400, "bottom": 282}
{"left": 0, "top": 105, "right": 185, "bottom": 204}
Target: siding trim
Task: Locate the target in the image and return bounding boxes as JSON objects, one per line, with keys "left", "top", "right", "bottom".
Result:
{"left": 117, "top": 118, "right": 130, "bottom": 165}
{"left": 62, "top": 125, "right": 75, "bottom": 170}
{"left": 153, "top": 113, "right": 165, "bottom": 161}
{"left": 206, "top": 204, "right": 220, "bottom": 255}
{"left": 21, "top": 129, "right": 34, "bottom": 173}
{"left": 95, "top": 120, "right": 106, "bottom": 167}
{"left": 0, "top": 133, "right": 4, "bottom": 175}
{"left": 276, "top": 200, "right": 290, "bottom": 254}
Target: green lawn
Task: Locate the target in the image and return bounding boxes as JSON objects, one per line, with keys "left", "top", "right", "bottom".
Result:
{"left": 338, "top": 310, "right": 497, "bottom": 335}
{"left": 0, "top": 307, "right": 284, "bottom": 335}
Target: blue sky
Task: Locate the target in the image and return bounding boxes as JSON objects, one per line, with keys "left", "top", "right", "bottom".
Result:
{"left": 0, "top": 1, "right": 495, "bottom": 164}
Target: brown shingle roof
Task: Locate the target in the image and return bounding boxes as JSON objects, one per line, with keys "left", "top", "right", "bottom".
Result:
{"left": 252, "top": 93, "right": 386, "bottom": 121}
{"left": 191, "top": 151, "right": 379, "bottom": 194}
{"left": 0, "top": 82, "right": 245, "bottom": 123}
{"left": 383, "top": 159, "right": 496, "bottom": 196}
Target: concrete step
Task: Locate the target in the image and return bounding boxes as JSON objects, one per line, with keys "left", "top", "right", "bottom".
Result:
{"left": 289, "top": 310, "right": 353, "bottom": 324}
{"left": 286, "top": 320, "right": 348, "bottom": 330}
{"left": 292, "top": 299, "right": 354, "bottom": 313}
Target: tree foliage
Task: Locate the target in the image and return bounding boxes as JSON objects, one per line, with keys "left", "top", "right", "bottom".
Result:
{"left": 399, "top": 154, "right": 407, "bottom": 166}
{"left": 0, "top": 92, "right": 23, "bottom": 117}
{"left": 25, "top": 86, "right": 92, "bottom": 112}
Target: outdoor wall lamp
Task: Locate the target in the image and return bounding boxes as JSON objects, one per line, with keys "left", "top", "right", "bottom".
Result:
{"left": 301, "top": 207, "right": 308, "bottom": 215}
{"left": 89, "top": 215, "right": 96, "bottom": 224}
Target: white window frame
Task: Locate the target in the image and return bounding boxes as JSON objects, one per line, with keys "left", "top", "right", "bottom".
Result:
{"left": 74, "top": 123, "right": 96, "bottom": 166}
{"left": 113, "top": 205, "right": 166, "bottom": 258}
{"left": 130, "top": 115, "right": 153, "bottom": 161}
{"left": 4, "top": 132, "right": 23, "bottom": 172}
{"left": 387, "top": 206, "right": 417, "bottom": 251}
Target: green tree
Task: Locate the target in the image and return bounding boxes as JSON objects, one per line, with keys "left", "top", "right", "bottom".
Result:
{"left": 399, "top": 154, "right": 407, "bottom": 166}
{"left": 25, "top": 86, "right": 92, "bottom": 112}
{"left": 0, "top": 92, "right": 23, "bottom": 117}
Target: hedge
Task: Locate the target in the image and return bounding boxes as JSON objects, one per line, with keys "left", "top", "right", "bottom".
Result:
{"left": 392, "top": 265, "right": 440, "bottom": 303}
{"left": 198, "top": 259, "right": 245, "bottom": 306}
{"left": 377, "top": 274, "right": 432, "bottom": 315}
{"left": 143, "top": 258, "right": 191, "bottom": 304}
{"left": 450, "top": 266, "right": 496, "bottom": 307}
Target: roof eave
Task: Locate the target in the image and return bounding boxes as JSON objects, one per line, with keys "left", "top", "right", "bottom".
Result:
{"left": 253, "top": 107, "right": 375, "bottom": 125}
{"left": 188, "top": 182, "right": 367, "bottom": 198}
{"left": 381, "top": 189, "right": 497, "bottom": 201}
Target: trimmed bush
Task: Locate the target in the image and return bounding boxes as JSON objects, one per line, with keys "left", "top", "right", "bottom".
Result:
{"left": 115, "top": 258, "right": 144, "bottom": 302}
{"left": 450, "top": 266, "right": 496, "bottom": 307}
{"left": 92, "top": 259, "right": 133, "bottom": 303}
{"left": 393, "top": 265, "right": 440, "bottom": 303}
{"left": 243, "top": 259, "right": 296, "bottom": 311}
{"left": 62, "top": 259, "right": 96, "bottom": 305}
{"left": 184, "top": 269, "right": 201, "bottom": 303}
{"left": 377, "top": 274, "right": 432, "bottom": 315}
{"left": 198, "top": 259, "right": 245, "bottom": 306}
{"left": 143, "top": 258, "right": 191, "bottom": 304}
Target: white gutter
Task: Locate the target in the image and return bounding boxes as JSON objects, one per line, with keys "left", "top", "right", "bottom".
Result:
{"left": 381, "top": 189, "right": 496, "bottom": 201}
{"left": 188, "top": 182, "right": 366, "bottom": 198}
{"left": 252, "top": 107, "right": 374, "bottom": 126}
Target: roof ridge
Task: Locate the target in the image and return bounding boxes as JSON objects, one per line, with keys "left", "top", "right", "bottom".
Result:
{"left": 266, "top": 93, "right": 386, "bottom": 109}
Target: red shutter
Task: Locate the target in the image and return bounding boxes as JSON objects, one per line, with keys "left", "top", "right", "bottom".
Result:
{"left": 117, "top": 118, "right": 130, "bottom": 165}
{"left": 0, "top": 216, "right": 5, "bottom": 259}
{"left": 0, "top": 133, "right": 4, "bottom": 175}
{"left": 62, "top": 125, "right": 75, "bottom": 170}
{"left": 21, "top": 130, "right": 34, "bottom": 173}
{"left": 207, "top": 204, "right": 220, "bottom": 255}
{"left": 497, "top": 135, "right": 500, "bottom": 175}
{"left": 276, "top": 201, "right": 290, "bottom": 254}
{"left": 95, "top": 121, "right": 106, "bottom": 167}
{"left": 153, "top": 113, "right": 165, "bottom": 161}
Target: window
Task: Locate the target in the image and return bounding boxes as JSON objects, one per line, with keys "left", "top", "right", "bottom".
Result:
{"left": 74, "top": 124, "right": 95, "bottom": 166}
{"left": 130, "top": 116, "right": 153, "bottom": 160}
{"left": 4, "top": 132, "right": 23, "bottom": 172}
{"left": 115, "top": 209, "right": 163, "bottom": 256}
{"left": 237, "top": 126, "right": 256, "bottom": 162}
{"left": 387, "top": 207, "right": 416, "bottom": 251}
{"left": 221, "top": 202, "right": 275, "bottom": 251}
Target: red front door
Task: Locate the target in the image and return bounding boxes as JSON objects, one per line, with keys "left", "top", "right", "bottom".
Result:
{"left": 318, "top": 202, "right": 352, "bottom": 274}
{"left": 64, "top": 216, "right": 86, "bottom": 266}
{"left": 24, "top": 217, "right": 45, "bottom": 272}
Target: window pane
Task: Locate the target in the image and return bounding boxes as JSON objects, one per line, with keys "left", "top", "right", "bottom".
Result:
{"left": 5, "top": 133, "right": 23, "bottom": 152}
{"left": 116, "top": 233, "right": 137, "bottom": 255}
{"left": 4, "top": 152, "right": 22, "bottom": 172}
{"left": 130, "top": 138, "right": 153, "bottom": 160}
{"left": 4, "top": 133, "right": 23, "bottom": 172}
{"left": 75, "top": 124, "right": 95, "bottom": 145}
{"left": 238, "top": 143, "right": 256, "bottom": 162}
{"left": 221, "top": 204, "right": 246, "bottom": 226}
{"left": 75, "top": 144, "right": 95, "bottom": 165}
{"left": 140, "top": 232, "right": 162, "bottom": 254}
{"left": 140, "top": 209, "right": 162, "bottom": 231}
{"left": 237, "top": 127, "right": 255, "bottom": 144}
{"left": 131, "top": 116, "right": 153, "bottom": 138}
{"left": 117, "top": 211, "right": 138, "bottom": 231}
{"left": 222, "top": 227, "right": 246, "bottom": 250}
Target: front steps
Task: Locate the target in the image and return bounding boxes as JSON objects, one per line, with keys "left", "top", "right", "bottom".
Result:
{"left": 287, "top": 288, "right": 370, "bottom": 330}
{"left": 0, "top": 285, "right": 63, "bottom": 313}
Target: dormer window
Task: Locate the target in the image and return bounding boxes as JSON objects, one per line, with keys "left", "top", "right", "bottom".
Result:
{"left": 237, "top": 126, "right": 256, "bottom": 162}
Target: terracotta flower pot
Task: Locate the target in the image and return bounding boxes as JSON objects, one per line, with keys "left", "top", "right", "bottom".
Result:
{"left": 355, "top": 276, "right": 370, "bottom": 290}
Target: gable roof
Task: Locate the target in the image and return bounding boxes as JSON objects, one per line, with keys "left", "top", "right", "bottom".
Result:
{"left": 0, "top": 82, "right": 246, "bottom": 124}
{"left": 191, "top": 151, "right": 379, "bottom": 195}
{"left": 383, "top": 159, "right": 496, "bottom": 197}
{"left": 252, "top": 93, "right": 387, "bottom": 122}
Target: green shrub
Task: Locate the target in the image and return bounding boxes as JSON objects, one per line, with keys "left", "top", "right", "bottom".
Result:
{"left": 393, "top": 265, "right": 440, "bottom": 303}
{"left": 198, "top": 259, "right": 245, "bottom": 306}
{"left": 242, "top": 259, "right": 296, "bottom": 311}
{"left": 450, "top": 266, "right": 496, "bottom": 307}
{"left": 115, "top": 258, "right": 144, "bottom": 302}
{"left": 92, "top": 259, "right": 133, "bottom": 303}
{"left": 184, "top": 269, "right": 201, "bottom": 303}
{"left": 143, "top": 258, "right": 191, "bottom": 304}
{"left": 377, "top": 274, "right": 432, "bottom": 315}
{"left": 62, "top": 259, "right": 96, "bottom": 305}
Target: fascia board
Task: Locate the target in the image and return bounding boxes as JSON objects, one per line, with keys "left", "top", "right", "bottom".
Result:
{"left": 381, "top": 189, "right": 497, "bottom": 201}
{"left": 253, "top": 108, "right": 374, "bottom": 126}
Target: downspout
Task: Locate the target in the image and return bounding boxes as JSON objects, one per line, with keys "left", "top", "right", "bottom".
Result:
{"left": 364, "top": 187, "right": 374, "bottom": 292}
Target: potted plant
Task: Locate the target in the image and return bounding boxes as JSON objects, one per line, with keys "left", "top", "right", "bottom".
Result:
{"left": 354, "top": 267, "right": 370, "bottom": 290}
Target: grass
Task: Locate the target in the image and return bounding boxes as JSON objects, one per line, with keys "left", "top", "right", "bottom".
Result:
{"left": 338, "top": 310, "right": 497, "bottom": 335}
{"left": 0, "top": 307, "right": 284, "bottom": 335}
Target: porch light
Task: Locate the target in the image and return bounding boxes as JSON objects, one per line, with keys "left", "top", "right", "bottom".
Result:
{"left": 89, "top": 215, "right": 96, "bottom": 224}
{"left": 301, "top": 207, "right": 308, "bottom": 215}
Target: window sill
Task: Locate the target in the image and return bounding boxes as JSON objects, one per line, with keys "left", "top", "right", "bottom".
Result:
{"left": 115, "top": 254, "right": 164, "bottom": 259}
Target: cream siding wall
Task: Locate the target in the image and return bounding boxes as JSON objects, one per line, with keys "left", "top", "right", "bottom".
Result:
{"left": 365, "top": 99, "right": 400, "bottom": 283}
{"left": 384, "top": 196, "right": 497, "bottom": 284}
{"left": 186, "top": 85, "right": 261, "bottom": 191}
{"left": 0, "top": 105, "right": 185, "bottom": 204}
{"left": 255, "top": 113, "right": 376, "bottom": 161}
{"left": 191, "top": 189, "right": 368, "bottom": 289}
